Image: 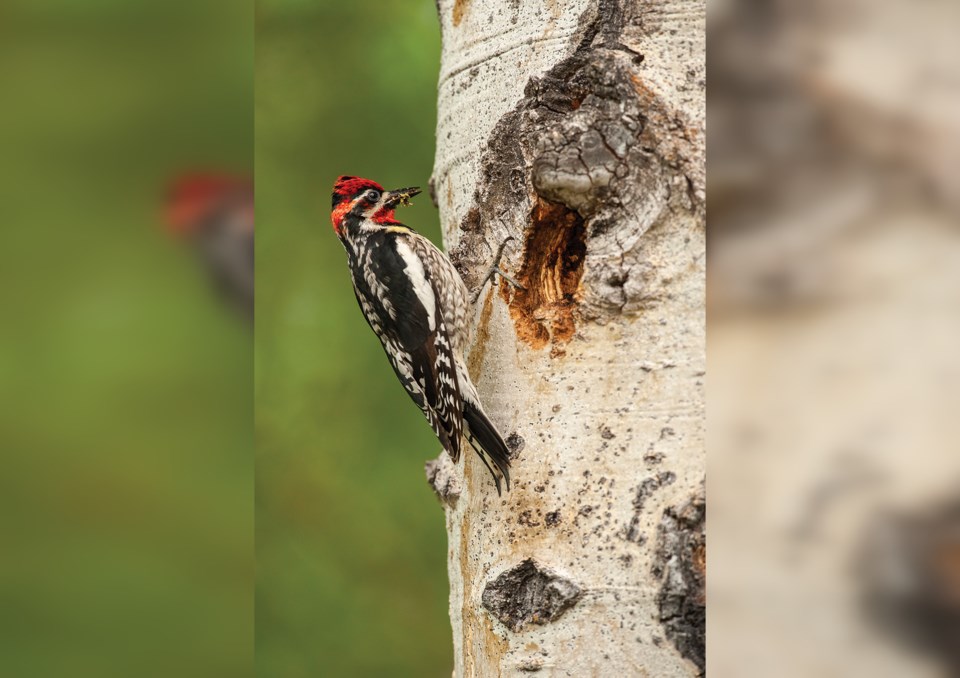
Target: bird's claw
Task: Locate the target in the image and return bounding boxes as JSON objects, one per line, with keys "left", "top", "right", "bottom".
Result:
{"left": 472, "top": 236, "right": 523, "bottom": 304}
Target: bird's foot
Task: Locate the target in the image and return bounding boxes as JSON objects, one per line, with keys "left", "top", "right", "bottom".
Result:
{"left": 472, "top": 237, "right": 525, "bottom": 305}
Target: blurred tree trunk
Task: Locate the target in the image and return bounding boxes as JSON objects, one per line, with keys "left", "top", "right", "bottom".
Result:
{"left": 427, "top": 0, "right": 705, "bottom": 675}
{"left": 708, "top": 2, "right": 960, "bottom": 677}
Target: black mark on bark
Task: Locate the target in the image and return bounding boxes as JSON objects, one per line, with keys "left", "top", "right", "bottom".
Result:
{"left": 858, "top": 498, "right": 960, "bottom": 675}
{"left": 516, "top": 656, "right": 544, "bottom": 672}
{"left": 652, "top": 489, "right": 705, "bottom": 675}
{"left": 623, "top": 471, "right": 676, "bottom": 543}
{"left": 482, "top": 559, "right": 582, "bottom": 632}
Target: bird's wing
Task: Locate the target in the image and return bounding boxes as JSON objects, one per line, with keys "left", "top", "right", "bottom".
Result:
{"left": 357, "top": 233, "right": 464, "bottom": 461}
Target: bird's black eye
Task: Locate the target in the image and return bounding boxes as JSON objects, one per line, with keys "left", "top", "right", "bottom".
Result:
{"left": 365, "top": 189, "right": 381, "bottom": 202}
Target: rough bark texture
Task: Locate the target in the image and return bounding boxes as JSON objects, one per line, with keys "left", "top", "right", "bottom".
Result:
{"left": 430, "top": 1, "right": 705, "bottom": 675}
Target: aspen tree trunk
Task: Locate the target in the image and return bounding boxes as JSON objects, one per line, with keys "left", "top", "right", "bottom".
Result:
{"left": 426, "top": 1, "right": 705, "bottom": 675}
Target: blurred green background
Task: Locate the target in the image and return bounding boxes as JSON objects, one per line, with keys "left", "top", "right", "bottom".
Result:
{"left": 256, "top": 1, "right": 450, "bottom": 677}
{"left": 0, "top": 2, "right": 253, "bottom": 677}
{"left": 0, "top": 1, "right": 446, "bottom": 676}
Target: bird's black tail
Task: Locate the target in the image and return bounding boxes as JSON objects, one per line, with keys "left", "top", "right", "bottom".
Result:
{"left": 463, "top": 402, "right": 512, "bottom": 495}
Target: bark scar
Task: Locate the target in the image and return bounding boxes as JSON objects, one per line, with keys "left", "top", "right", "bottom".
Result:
{"left": 450, "top": 39, "right": 701, "bottom": 335}
{"left": 652, "top": 488, "right": 706, "bottom": 675}
{"left": 482, "top": 558, "right": 582, "bottom": 632}
{"left": 502, "top": 198, "right": 586, "bottom": 350}
{"left": 452, "top": 0, "right": 471, "bottom": 27}
{"left": 425, "top": 454, "right": 461, "bottom": 506}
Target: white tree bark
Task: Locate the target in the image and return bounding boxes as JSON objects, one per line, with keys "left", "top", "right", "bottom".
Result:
{"left": 709, "top": 2, "right": 960, "bottom": 677}
{"left": 427, "top": 1, "right": 705, "bottom": 676}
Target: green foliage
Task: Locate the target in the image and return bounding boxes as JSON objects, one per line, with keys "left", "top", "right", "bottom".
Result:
{"left": 256, "top": 2, "right": 451, "bottom": 676}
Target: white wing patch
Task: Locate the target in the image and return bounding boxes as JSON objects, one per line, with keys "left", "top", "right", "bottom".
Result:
{"left": 395, "top": 239, "right": 437, "bottom": 331}
{"left": 409, "top": 234, "right": 472, "bottom": 354}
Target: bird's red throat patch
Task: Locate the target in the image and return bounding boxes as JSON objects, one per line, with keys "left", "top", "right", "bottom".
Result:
{"left": 372, "top": 207, "right": 398, "bottom": 225}
{"left": 331, "top": 201, "right": 352, "bottom": 235}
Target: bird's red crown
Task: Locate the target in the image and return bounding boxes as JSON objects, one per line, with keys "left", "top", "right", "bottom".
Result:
{"left": 332, "top": 176, "right": 384, "bottom": 206}
{"left": 331, "top": 176, "right": 391, "bottom": 233}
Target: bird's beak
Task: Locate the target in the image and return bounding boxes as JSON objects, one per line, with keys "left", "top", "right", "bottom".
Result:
{"left": 384, "top": 186, "right": 422, "bottom": 208}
